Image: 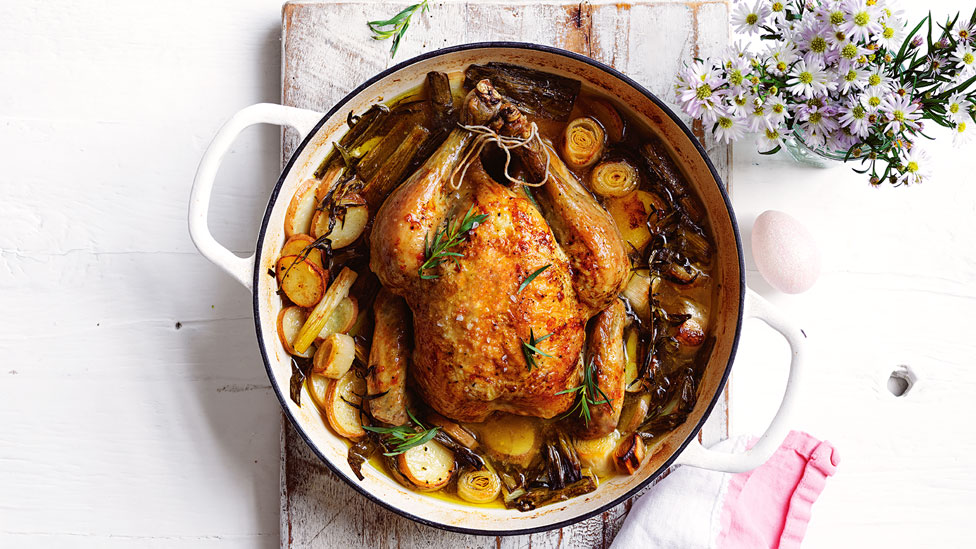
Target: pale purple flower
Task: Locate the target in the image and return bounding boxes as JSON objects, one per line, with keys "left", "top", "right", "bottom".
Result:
{"left": 758, "top": 127, "right": 784, "bottom": 151}
{"left": 797, "top": 104, "right": 840, "bottom": 148}
{"left": 860, "top": 88, "right": 886, "bottom": 113}
{"left": 765, "top": 41, "right": 798, "bottom": 77}
{"left": 881, "top": 94, "right": 922, "bottom": 133}
{"left": 723, "top": 55, "right": 753, "bottom": 95}
{"left": 798, "top": 21, "right": 835, "bottom": 66}
{"left": 745, "top": 95, "right": 771, "bottom": 131}
{"left": 677, "top": 61, "right": 726, "bottom": 124}
{"left": 764, "top": 94, "right": 789, "bottom": 127}
{"left": 953, "top": 21, "right": 974, "bottom": 43}
{"left": 875, "top": 19, "right": 905, "bottom": 51}
{"left": 837, "top": 65, "right": 868, "bottom": 94}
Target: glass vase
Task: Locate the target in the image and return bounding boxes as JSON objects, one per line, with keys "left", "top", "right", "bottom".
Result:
{"left": 781, "top": 130, "right": 848, "bottom": 169}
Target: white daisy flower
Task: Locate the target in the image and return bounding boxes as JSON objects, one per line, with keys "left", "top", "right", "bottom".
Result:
{"left": 731, "top": 0, "right": 770, "bottom": 35}
{"left": 875, "top": 19, "right": 905, "bottom": 51}
{"left": 837, "top": 99, "right": 871, "bottom": 137}
{"left": 765, "top": 42, "right": 799, "bottom": 77}
{"left": 946, "top": 92, "right": 972, "bottom": 124}
{"left": 786, "top": 59, "right": 836, "bottom": 98}
{"left": 837, "top": 65, "right": 868, "bottom": 94}
{"left": 953, "top": 22, "right": 974, "bottom": 43}
{"left": 953, "top": 121, "right": 972, "bottom": 146}
{"left": 860, "top": 88, "right": 886, "bottom": 113}
{"left": 840, "top": 0, "right": 883, "bottom": 43}
{"left": 713, "top": 111, "right": 747, "bottom": 144}
{"left": 768, "top": 1, "right": 788, "bottom": 27}
{"left": 758, "top": 127, "right": 784, "bottom": 152}
{"left": 864, "top": 70, "right": 893, "bottom": 91}
{"left": 764, "top": 94, "right": 789, "bottom": 127}
{"left": 895, "top": 146, "right": 931, "bottom": 185}
{"left": 745, "top": 95, "right": 771, "bottom": 132}
{"left": 723, "top": 55, "right": 753, "bottom": 95}
{"left": 881, "top": 94, "right": 922, "bottom": 133}
{"left": 952, "top": 43, "right": 976, "bottom": 75}
{"left": 835, "top": 40, "right": 868, "bottom": 71}
{"left": 727, "top": 92, "right": 752, "bottom": 117}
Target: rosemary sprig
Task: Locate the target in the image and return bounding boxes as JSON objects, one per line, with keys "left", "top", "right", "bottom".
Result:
{"left": 366, "top": 0, "right": 430, "bottom": 59}
{"left": 521, "top": 328, "right": 552, "bottom": 371}
{"left": 363, "top": 409, "right": 440, "bottom": 456}
{"left": 557, "top": 360, "right": 611, "bottom": 426}
{"left": 418, "top": 205, "right": 488, "bottom": 280}
{"left": 517, "top": 264, "right": 551, "bottom": 293}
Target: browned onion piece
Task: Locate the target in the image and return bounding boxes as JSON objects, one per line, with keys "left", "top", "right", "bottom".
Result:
{"left": 614, "top": 433, "right": 646, "bottom": 475}
{"left": 590, "top": 158, "right": 639, "bottom": 198}
{"left": 560, "top": 117, "right": 606, "bottom": 170}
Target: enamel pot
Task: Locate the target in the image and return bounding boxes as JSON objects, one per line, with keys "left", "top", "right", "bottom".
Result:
{"left": 188, "top": 43, "right": 805, "bottom": 535}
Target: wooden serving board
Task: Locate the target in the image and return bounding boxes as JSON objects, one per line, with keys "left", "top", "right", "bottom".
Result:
{"left": 280, "top": 1, "right": 731, "bottom": 546}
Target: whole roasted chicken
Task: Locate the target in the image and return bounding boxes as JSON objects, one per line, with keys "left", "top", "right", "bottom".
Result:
{"left": 368, "top": 81, "right": 629, "bottom": 436}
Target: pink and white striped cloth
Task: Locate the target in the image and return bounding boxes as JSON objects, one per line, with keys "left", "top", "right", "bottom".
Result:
{"left": 612, "top": 431, "right": 839, "bottom": 549}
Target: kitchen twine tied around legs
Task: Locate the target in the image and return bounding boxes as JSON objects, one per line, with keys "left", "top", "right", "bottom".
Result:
{"left": 449, "top": 122, "right": 552, "bottom": 190}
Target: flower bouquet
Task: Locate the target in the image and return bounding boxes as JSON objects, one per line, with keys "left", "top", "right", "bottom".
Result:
{"left": 675, "top": 1, "right": 976, "bottom": 185}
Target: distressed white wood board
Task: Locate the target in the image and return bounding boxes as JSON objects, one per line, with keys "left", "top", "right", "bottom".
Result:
{"left": 279, "top": 1, "right": 731, "bottom": 547}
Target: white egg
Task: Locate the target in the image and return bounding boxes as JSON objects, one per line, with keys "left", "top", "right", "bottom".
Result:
{"left": 751, "top": 210, "right": 821, "bottom": 294}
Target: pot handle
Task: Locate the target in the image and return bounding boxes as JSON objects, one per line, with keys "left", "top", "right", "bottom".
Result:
{"left": 673, "top": 289, "right": 805, "bottom": 473}
{"left": 188, "top": 103, "right": 323, "bottom": 290}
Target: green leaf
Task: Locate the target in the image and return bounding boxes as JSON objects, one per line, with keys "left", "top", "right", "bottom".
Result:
{"left": 517, "top": 264, "right": 551, "bottom": 293}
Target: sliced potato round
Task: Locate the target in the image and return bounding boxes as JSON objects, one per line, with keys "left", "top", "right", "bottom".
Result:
{"left": 277, "top": 306, "right": 313, "bottom": 358}
{"left": 276, "top": 255, "right": 328, "bottom": 308}
{"left": 307, "top": 373, "right": 331, "bottom": 412}
{"left": 323, "top": 370, "right": 367, "bottom": 440}
{"left": 310, "top": 194, "right": 368, "bottom": 250}
{"left": 574, "top": 430, "right": 622, "bottom": 476}
{"left": 281, "top": 234, "right": 324, "bottom": 270}
{"left": 606, "top": 190, "right": 668, "bottom": 254}
{"left": 456, "top": 469, "right": 502, "bottom": 504}
{"left": 312, "top": 332, "right": 356, "bottom": 379}
{"left": 396, "top": 439, "right": 455, "bottom": 491}
{"left": 476, "top": 414, "right": 539, "bottom": 468}
{"left": 314, "top": 297, "right": 358, "bottom": 343}
{"left": 284, "top": 178, "right": 321, "bottom": 237}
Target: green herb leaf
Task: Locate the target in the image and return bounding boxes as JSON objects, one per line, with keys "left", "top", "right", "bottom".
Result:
{"left": 363, "top": 409, "right": 440, "bottom": 456}
{"left": 418, "top": 205, "right": 488, "bottom": 279}
{"left": 518, "top": 264, "right": 551, "bottom": 293}
{"left": 521, "top": 328, "right": 553, "bottom": 371}
{"left": 557, "top": 360, "right": 611, "bottom": 427}
{"left": 366, "top": 0, "right": 430, "bottom": 59}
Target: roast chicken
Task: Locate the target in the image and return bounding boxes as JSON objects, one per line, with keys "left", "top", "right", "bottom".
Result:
{"left": 368, "top": 81, "right": 629, "bottom": 430}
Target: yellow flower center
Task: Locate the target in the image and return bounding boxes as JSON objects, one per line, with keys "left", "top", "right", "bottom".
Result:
{"left": 959, "top": 122, "right": 968, "bottom": 133}
{"left": 845, "top": 70, "right": 858, "bottom": 82}
{"left": 842, "top": 43, "right": 858, "bottom": 58}
{"left": 869, "top": 96, "right": 881, "bottom": 107}
{"left": 809, "top": 112, "right": 823, "bottom": 124}
{"left": 776, "top": 60, "right": 787, "bottom": 72}
{"left": 893, "top": 110, "right": 905, "bottom": 122}
{"left": 810, "top": 36, "right": 827, "bottom": 53}
{"left": 950, "top": 103, "right": 960, "bottom": 113}
{"left": 746, "top": 13, "right": 758, "bottom": 25}
{"left": 854, "top": 11, "right": 870, "bottom": 26}
{"left": 735, "top": 95, "right": 747, "bottom": 106}
{"left": 772, "top": 2, "right": 784, "bottom": 12}
{"left": 773, "top": 103, "right": 785, "bottom": 114}
{"left": 765, "top": 128, "right": 780, "bottom": 139}
{"left": 729, "top": 69, "right": 743, "bottom": 86}
{"left": 830, "top": 11, "right": 845, "bottom": 25}
{"left": 718, "top": 117, "right": 734, "bottom": 129}
{"left": 800, "top": 71, "right": 813, "bottom": 84}
{"left": 964, "top": 52, "right": 974, "bottom": 65}
{"left": 852, "top": 105, "right": 866, "bottom": 118}
{"left": 695, "top": 83, "right": 712, "bottom": 100}
{"left": 884, "top": 26, "right": 895, "bottom": 39}
{"left": 869, "top": 74, "right": 881, "bottom": 86}
{"left": 906, "top": 161, "right": 919, "bottom": 173}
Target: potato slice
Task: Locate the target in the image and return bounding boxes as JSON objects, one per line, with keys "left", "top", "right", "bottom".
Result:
{"left": 307, "top": 373, "right": 331, "bottom": 412}
{"left": 292, "top": 268, "right": 357, "bottom": 354}
{"left": 277, "top": 306, "right": 313, "bottom": 358}
{"left": 323, "top": 370, "right": 367, "bottom": 440}
{"left": 476, "top": 414, "right": 540, "bottom": 468}
{"left": 606, "top": 190, "right": 667, "bottom": 254}
{"left": 281, "top": 234, "right": 324, "bottom": 270}
{"left": 396, "top": 439, "right": 455, "bottom": 492}
{"left": 284, "top": 178, "right": 321, "bottom": 237}
{"left": 310, "top": 194, "right": 368, "bottom": 250}
{"left": 276, "top": 255, "right": 328, "bottom": 308}
{"left": 575, "top": 430, "right": 622, "bottom": 476}
{"left": 312, "top": 333, "right": 355, "bottom": 379}
{"left": 314, "top": 297, "right": 358, "bottom": 343}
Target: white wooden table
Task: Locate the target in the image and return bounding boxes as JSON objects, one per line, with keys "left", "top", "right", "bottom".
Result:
{"left": 0, "top": 0, "right": 972, "bottom": 547}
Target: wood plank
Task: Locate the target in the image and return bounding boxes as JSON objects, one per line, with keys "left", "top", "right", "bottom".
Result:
{"left": 280, "top": 2, "right": 730, "bottom": 547}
